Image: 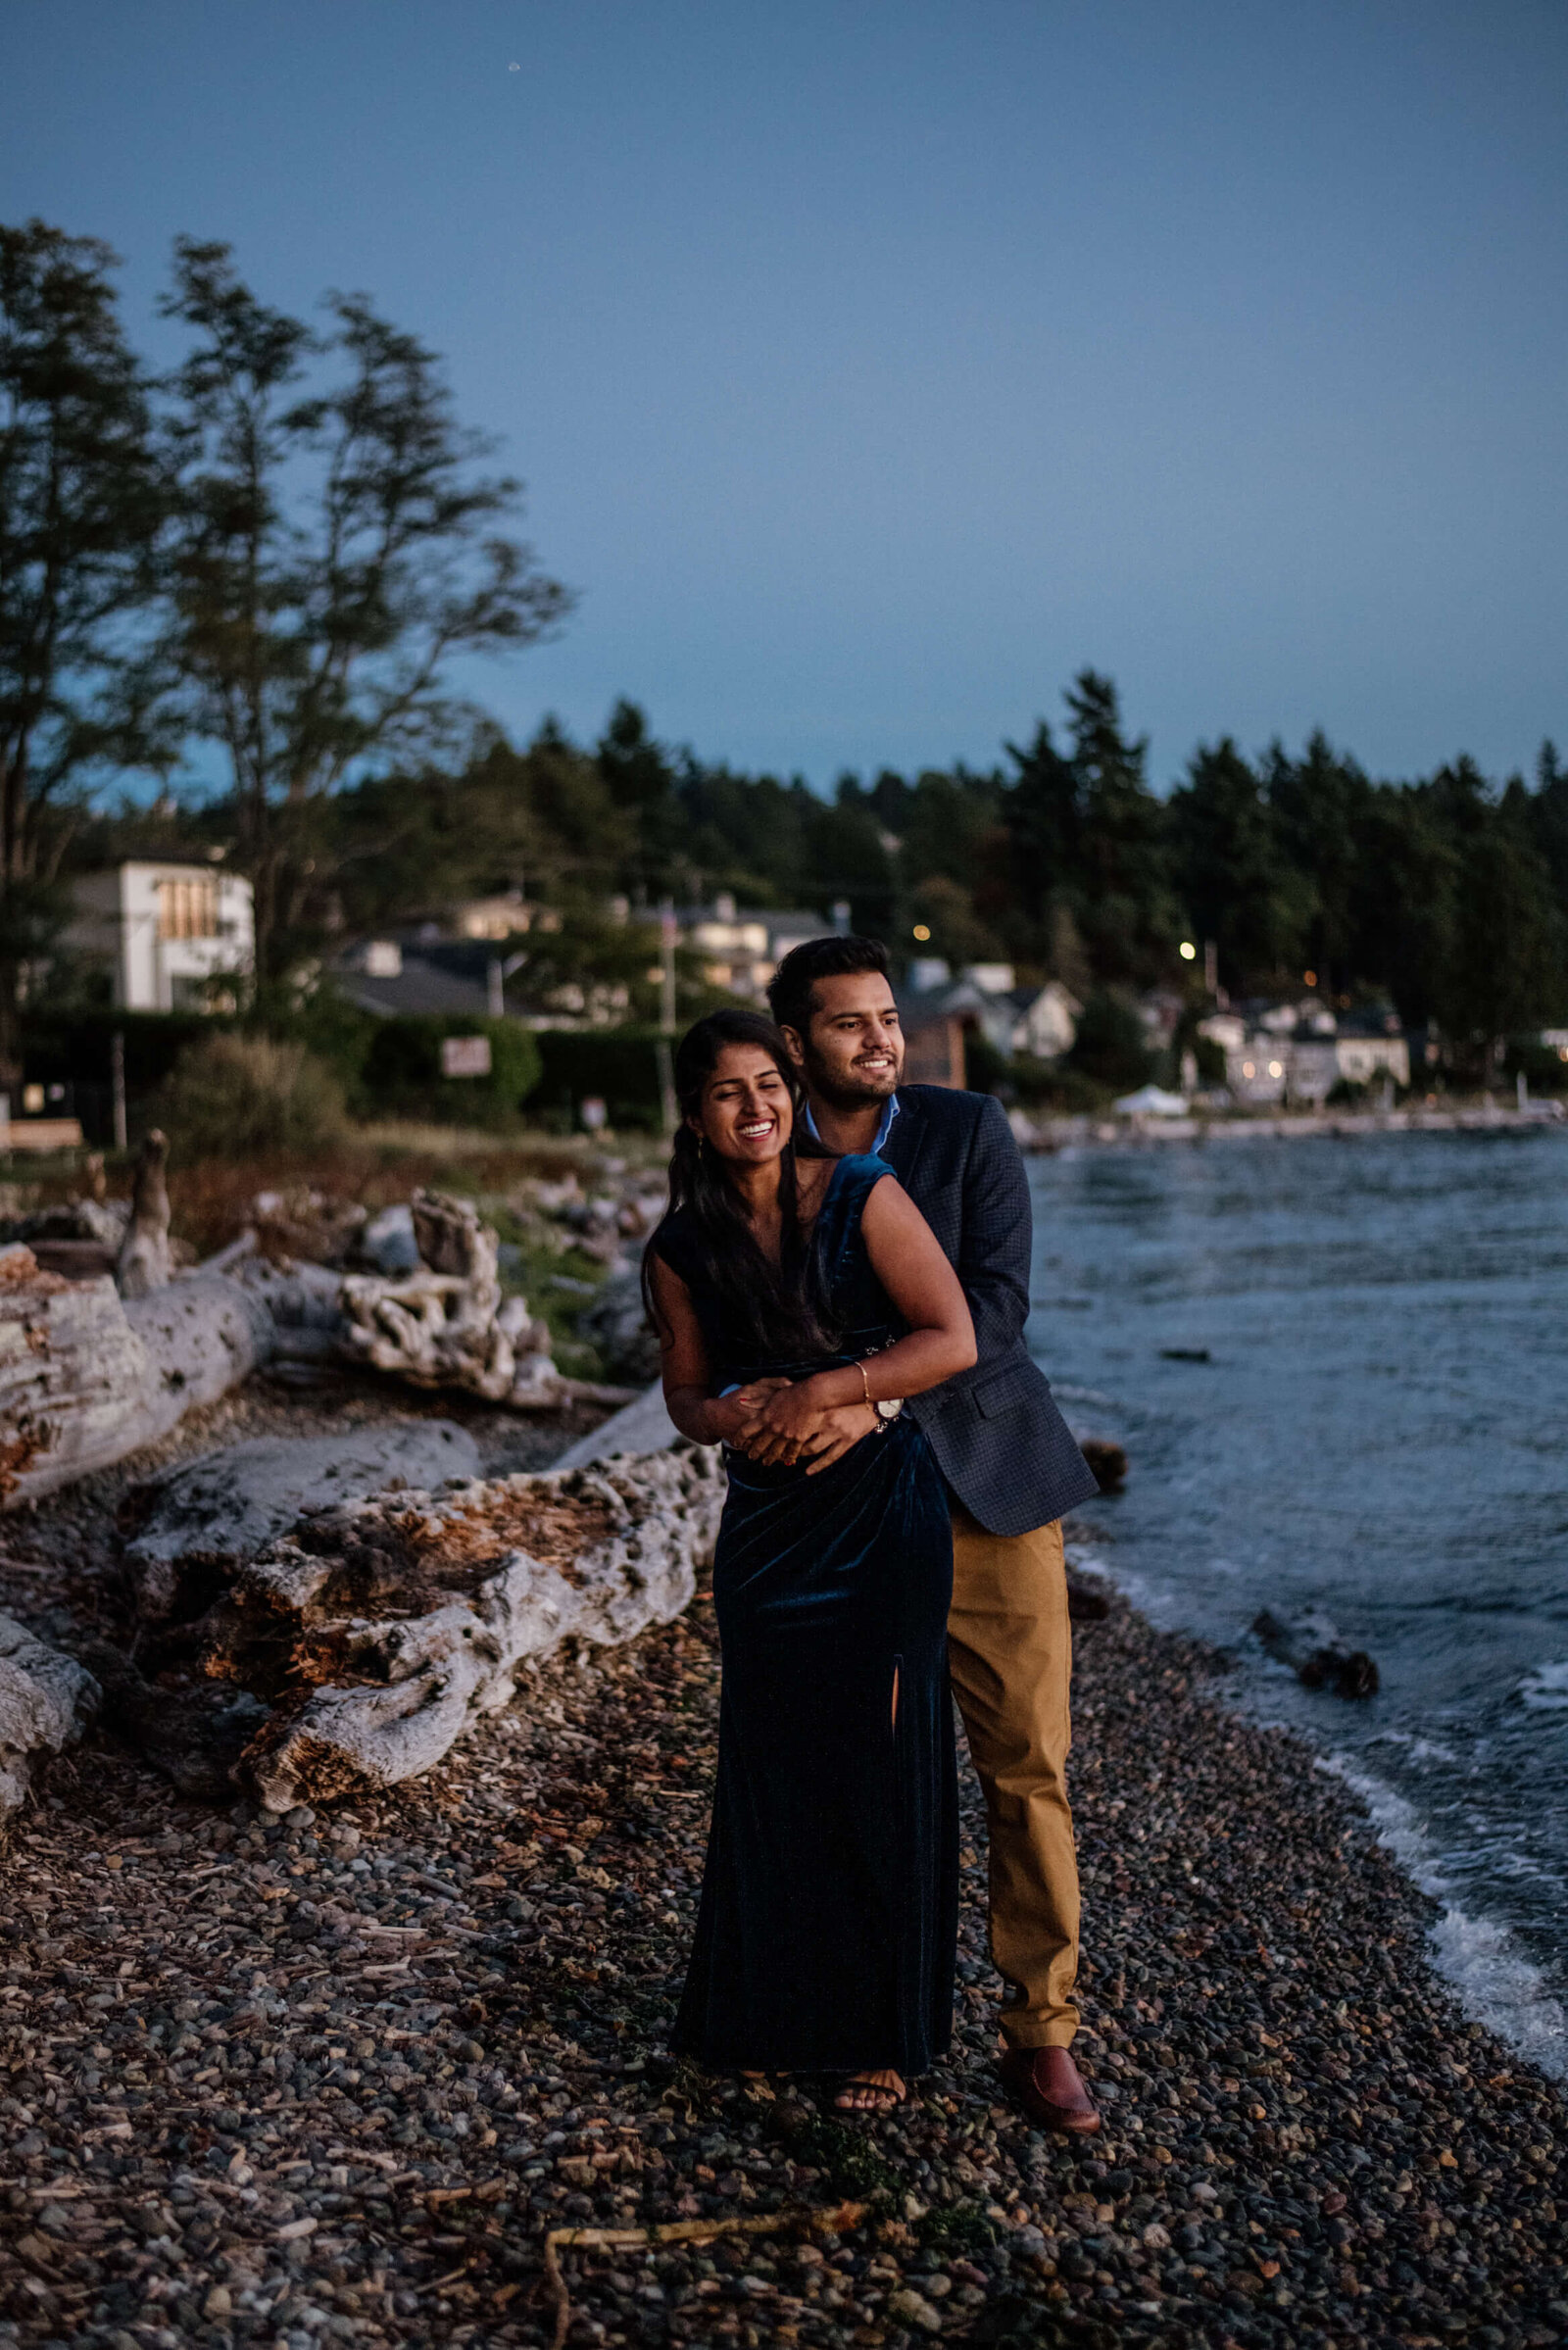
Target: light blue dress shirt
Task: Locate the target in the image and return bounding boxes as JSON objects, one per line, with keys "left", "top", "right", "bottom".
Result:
{"left": 802, "top": 1092, "right": 901, "bottom": 1154}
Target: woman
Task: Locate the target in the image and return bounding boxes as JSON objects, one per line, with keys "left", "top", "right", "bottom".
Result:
{"left": 645, "top": 1008, "right": 976, "bottom": 2111}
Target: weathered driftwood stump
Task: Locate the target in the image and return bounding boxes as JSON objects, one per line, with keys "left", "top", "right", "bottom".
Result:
{"left": 338, "top": 1188, "right": 634, "bottom": 1412}
{"left": 116, "top": 1128, "right": 172, "bottom": 1299}
{"left": 118, "top": 1421, "right": 482, "bottom": 1622}
{"left": 1253, "top": 1607, "right": 1380, "bottom": 1698}
{"left": 140, "top": 1444, "right": 724, "bottom": 1810}
{"left": 0, "top": 1243, "right": 272, "bottom": 1508}
{"left": 1079, "top": 1438, "right": 1128, "bottom": 1494}
{"left": 0, "top": 1613, "right": 100, "bottom": 1818}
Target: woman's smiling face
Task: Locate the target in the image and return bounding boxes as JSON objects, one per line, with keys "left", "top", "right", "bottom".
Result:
{"left": 691, "top": 1042, "right": 795, "bottom": 1167}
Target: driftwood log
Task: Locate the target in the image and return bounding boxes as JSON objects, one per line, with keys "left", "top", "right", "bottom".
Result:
{"left": 338, "top": 1188, "right": 636, "bottom": 1411}
{"left": 118, "top": 1421, "right": 482, "bottom": 1622}
{"left": 1253, "top": 1607, "right": 1380, "bottom": 1698}
{"left": 1078, "top": 1439, "right": 1128, "bottom": 1494}
{"left": 82, "top": 1645, "right": 269, "bottom": 1804}
{"left": 0, "top": 1243, "right": 272, "bottom": 1508}
{"left": 116, "top": 1128, "right": 172, "bottom": 1298}
{"left": 0, "top": 1612, "right": 100, "bottom": 1818}
{"left": 123, "top": 1443, "right": 725, "bottom": 1810}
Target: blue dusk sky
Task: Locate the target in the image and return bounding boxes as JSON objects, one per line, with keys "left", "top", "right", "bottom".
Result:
{"left": 6, "top": 1, "right": 1566, "bottom": 792}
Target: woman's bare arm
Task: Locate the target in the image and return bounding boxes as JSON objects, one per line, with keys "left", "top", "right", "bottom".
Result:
{"left": 745, "top": 1177, "right": 975, "bottom": 1453}
{"left": 647, "top": 1251, "right": 782, "bottom": 1447}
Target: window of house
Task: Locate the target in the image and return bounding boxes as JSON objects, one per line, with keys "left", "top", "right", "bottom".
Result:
{"left": 158, "top": 875, "right": 220, "bottom": 940}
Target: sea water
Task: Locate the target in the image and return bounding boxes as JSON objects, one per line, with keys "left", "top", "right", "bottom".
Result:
{"left": 1027, "top": 1128, "right": 1568, "bottom": 2077}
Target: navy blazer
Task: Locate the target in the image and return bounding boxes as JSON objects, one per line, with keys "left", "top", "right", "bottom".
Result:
{"left": 878, "top": 1085, "right": 1100, "bottom": 1538}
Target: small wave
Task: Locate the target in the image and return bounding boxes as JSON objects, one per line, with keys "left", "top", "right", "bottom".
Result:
{"left": 1517, "top": 1660, "right": 1568, "bottom": 1712}
{"left": 1321, "top": 1757, "right": 1567, "bottom": 2081}
{"left": 1063, "top": 1541, "right": 1189, "bottom": 1632}
{"left": 1367, "top": 1729, "right": 1460, "bottom": 1767}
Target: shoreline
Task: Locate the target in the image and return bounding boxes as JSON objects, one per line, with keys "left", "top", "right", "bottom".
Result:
{"left": 1018, "top": 1104, "right": 1566, "bottom": 1151}
{"left": 1062, "top": 1544, "right": 1568, "bottom": 2099}
{"left": 0, "top": 1391, "right": 1564, "bottom": 2342}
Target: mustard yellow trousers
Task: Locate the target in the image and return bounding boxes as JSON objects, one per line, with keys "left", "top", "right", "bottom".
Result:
{"left": 948, "top": 1505, "right": 1080, "bottom": 2049}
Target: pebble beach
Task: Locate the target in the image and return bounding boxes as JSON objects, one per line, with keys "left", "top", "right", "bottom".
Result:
{"left": 2, "top": 1390, "right": 1566, "bottom": 2350}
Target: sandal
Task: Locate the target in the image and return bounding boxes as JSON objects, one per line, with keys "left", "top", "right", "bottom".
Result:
{"left": 834, "top": 2069, "right": 906, "bottom": 2112}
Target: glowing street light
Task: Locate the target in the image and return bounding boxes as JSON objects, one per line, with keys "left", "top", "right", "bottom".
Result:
{"left": 1179, "top": 940, "right": 1197, "bottom": 961}
{"left": 912, "top": 924, "right": 931, "bottom": 941}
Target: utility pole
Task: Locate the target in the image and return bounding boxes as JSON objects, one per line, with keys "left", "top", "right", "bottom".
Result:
{"left": 657, "top": 897, "right": 678, "bottom": 1134}
{"left": 487, "top": 951, "right": 528, "bottom": 1021}
{"left": 111, "top": 1030, "right": 127, "bottom": 1152}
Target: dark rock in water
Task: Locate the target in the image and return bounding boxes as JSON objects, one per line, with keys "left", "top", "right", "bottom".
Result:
{"left": 1302, "top": 1643, "right": 1381, "bottom": 1698}
{"left": 1160, "top": 1346, "right": 1211, "bottom": 1362}
{"left": 1079, "top": 1438, "right": 1127, "bottom": 1493}
{"left": 1254, "top": 1606, "right": 1381, "bottom": 1697}
{"left": 1066, "top": 1577, "right": 1111, "bottom": 1622}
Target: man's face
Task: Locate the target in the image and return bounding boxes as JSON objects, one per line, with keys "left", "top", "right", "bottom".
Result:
{"left": 785, "top": 970, "right": 905, "bottom": 1107}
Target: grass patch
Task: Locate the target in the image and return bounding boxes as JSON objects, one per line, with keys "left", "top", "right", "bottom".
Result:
{"left": 772, "top": 2106, "right": 901, "bottom": 2203}
{"left": 916, "top": 2197, "right": 1001, "bottom": 2253}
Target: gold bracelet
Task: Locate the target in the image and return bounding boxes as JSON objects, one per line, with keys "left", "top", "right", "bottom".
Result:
{"left": 858, "top": 1361, "right": 871, "bottom": 1407}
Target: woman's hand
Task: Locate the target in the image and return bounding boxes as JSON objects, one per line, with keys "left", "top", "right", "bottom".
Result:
{"left": 738, "top": 1373, "right": 840, "bottom": 1461}
{"left": 714, "top": 1377, "right": 792, "bottom": 1446}
{"left": 739, "top": 1388, "right": 879, "bottom": 1469}
{"left": 802, "top": 1401, "right": 880, "bottom": 1473}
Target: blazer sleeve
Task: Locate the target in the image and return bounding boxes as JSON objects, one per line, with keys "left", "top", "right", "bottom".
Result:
{"left": 956, "top": 1094, "right": 1032, "bottom": 1360}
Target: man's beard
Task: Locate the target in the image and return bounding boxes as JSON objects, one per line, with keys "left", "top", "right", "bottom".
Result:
{"left": 802, "top": 1041, "right": 902, "bottom": 1110}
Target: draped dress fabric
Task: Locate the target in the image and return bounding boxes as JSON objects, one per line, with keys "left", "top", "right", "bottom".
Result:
{"left": 653, "top": 1152, "right": 958, "bottom": 2076}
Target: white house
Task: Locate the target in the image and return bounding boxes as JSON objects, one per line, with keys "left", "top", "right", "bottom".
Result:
{"left": 1201, "top": 1004, "right": 1411, "bottom": 1104}
{"left": 1008, "top": 980, "right": 1081, "bottom": 1060}
{"left": 1333, "top": 1030, "right": 1410, "bottom": 1090}
{"left": 450, "top": 892, "right": 562, "bottom": 941}
{"left": 66, "top": 860, "right": 255, "bottom": 1012}
{"left": 678, "top": 895, "right": 838, "bottom": 1000}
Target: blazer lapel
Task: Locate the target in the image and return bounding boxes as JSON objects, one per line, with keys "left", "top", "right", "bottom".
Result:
{"left": 882, "top": 1089, "right": 933, "bottom": 1193}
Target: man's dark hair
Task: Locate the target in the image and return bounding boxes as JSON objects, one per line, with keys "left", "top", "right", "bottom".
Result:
{"left": 766, "top": 933, "right": 891, "bottom": 1037}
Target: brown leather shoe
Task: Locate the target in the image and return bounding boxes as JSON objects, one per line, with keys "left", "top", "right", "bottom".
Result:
{"left": 999, "top": 2045, "right": 1102, "bottom": 2134}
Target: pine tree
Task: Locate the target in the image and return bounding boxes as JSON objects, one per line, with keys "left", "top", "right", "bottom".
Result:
{"left": 0, "top": 220, "right": 170, "bottom": 1079}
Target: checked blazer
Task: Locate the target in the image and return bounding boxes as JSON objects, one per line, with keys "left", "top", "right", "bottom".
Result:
{"left": 878, "top": 1085, "right": 1099, "bottom": 1539}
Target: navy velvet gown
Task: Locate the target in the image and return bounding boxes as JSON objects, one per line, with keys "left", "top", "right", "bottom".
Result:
{"left": 654, "top": 1153, "right": 958, "bottom": 2077}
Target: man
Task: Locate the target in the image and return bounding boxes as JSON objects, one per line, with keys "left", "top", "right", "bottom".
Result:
{"left": 760, "top": 932, "right": 1102, "bottom": 2133}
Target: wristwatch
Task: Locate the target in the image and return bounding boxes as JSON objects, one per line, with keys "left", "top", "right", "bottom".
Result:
{"left": 874, "top": 1397, "right": 904, "bottom": 1427}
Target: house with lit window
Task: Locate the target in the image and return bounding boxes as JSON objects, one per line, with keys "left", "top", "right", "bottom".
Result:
{"left": 65, "top": 860, "right": 255, "bottom": 1012}
{"left": 1200, "top": 1002, "right": 1411, "bottom": 1105}
{"left": 676, "top": 895, "right": 842, "bottom": 1000}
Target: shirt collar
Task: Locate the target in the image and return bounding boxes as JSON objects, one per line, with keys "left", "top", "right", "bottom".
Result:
{"left": 802, "top": 1090, "right": 901, "bottom": 1155}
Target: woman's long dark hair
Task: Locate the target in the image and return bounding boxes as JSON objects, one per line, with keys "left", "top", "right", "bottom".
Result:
{"left": 642, "top": 1008, "right": 839, "bottom": 1361}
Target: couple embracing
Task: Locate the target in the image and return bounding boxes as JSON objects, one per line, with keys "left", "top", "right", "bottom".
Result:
{"left": 644, "top": 934, "right": 1103, "bottom": 2127}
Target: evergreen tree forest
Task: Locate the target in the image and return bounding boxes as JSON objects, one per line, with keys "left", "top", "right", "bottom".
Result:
{"left": 6, "top": 219, "right": 1567, "bottom": 1095}
{"left": 88, "top": 683, "right": 1568, "bottom": 1066}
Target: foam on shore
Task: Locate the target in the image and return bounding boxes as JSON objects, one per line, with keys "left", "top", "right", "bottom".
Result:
{"left": 1321, "top": 1756, "right": 1568, "bottom": 2084}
